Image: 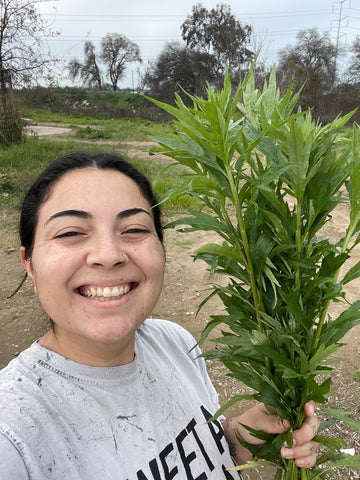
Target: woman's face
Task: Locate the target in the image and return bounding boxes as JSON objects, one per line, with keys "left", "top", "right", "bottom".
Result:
{"left": 21, "top": 168, "right": 165, "bottom": 365}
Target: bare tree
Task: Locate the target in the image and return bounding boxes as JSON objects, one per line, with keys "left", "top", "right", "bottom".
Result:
{"left": 68, "top": 41, "right": 103, "bottom": 90}
{"left": 100, "top": 33, "right": 141, "bottom": 91}
{"left": 0, "top": 0, "right": 58, "bottom": 108}
{"left": 0, "top": 0, "right": 58, "bottom": 144}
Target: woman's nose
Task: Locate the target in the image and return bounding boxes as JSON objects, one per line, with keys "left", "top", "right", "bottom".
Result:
{"left": 86, "top": 233, "right": 128, "bottom": 268}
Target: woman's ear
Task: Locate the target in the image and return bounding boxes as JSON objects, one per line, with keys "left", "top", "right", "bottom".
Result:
{"left": 20, "top": 247, "right": 36, "bottom": 293}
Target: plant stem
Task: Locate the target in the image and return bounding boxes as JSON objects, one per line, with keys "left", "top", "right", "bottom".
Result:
{"left": 295, "top": 196, "right": 303, "bottom": 291}
{"left": 224, "top": 162, "right": 265, "bottom": 323}
{"left": 301, "top": 467, "right": 308, "bottom": 480}
{"left": 223, "top": 159, "right": 273, "bottom": 373}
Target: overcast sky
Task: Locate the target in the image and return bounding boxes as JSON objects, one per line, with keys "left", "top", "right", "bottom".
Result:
{"left": 38, "top": 0, "right": 359, "bottom": 88}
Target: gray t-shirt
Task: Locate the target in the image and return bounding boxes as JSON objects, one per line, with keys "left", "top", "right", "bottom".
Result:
{"left": 0, "top": 318, "right": 240, "bottom": 479}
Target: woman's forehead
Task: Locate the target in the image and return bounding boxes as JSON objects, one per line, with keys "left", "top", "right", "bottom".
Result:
{"left": 37, "top": 168, "right": 151, "bottom": 222}
{"left": 49, "top": 168, "right": 146, "bottom": 202}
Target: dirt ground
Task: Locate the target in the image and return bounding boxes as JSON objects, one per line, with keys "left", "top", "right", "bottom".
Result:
{"left": 0, "top": 128, "right": 359, "bottom": 479}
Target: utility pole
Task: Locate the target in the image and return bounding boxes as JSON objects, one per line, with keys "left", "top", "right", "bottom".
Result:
{"left": 333, "top": 0, "right": 348, "bottom": 82}
{"left": 335, "top": 0, "right": 347, "bottom": 54}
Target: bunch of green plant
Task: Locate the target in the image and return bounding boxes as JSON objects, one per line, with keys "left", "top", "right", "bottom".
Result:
{"left": 148, "top": 68, "right": 360, "bottom": 479}
{"left": 73, "top": 126, "right": 112, "bottom": 140}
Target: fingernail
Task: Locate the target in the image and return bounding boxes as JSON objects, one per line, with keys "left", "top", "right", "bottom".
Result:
{"left": 282, "top": 448, "right": 294, "bottom": 458}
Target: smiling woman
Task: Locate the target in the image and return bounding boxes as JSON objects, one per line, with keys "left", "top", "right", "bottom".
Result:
{"left": 20, "top": 166, "right": 165, "bottom": 366}
{"left": 0, "top": 152, "right": 319, "bottom": 479}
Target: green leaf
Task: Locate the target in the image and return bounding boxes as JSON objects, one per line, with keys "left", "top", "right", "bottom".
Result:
{"left": 309, "top": 343, "right": 341, "bottom": 369}
{"left": 209, "top": 394, "right": 257, "bottom": 421}
{"left": 149, "top": 135, "right": 203, "bottom": 173}
{"left": 313, "top": 434, "right": 346, "bottom": 450}
{"left": 321, "top": 408, "right": 360, "bottom": 435}
{"left": 196, "top": 242, "right": 247, "bottom": 268}
{"left": 242, "top": 122, "right": 278, "bottom": 164}
{"left": 307, "top": 377, "right": 332, "bottom": 403}
{"left": 165, "top": 209, "right": 228, "bottom": 237}
{"left": 319, "top": 252, "right": 348, "bottom": 278}
{"left": 321, "top": 300, "right": 360, "bottom": 346}
{"left": 349, "top": 124, "right": 360, "bottom": 228}
{"left": 312, "top": 455, "right": 360, "bottom": 477}
{"left": 278, "top": 290, "right": 310, "bottom": 329}
{"left": 341, "top": 259, "right": 360, "bottom": 285}
{"left": 228, "top": 459, "right": 277, "bottom": 471}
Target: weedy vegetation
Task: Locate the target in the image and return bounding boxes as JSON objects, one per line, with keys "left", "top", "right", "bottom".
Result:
{"left": 149, "top": 67, "right": 360, "bottom": 479}
{"left": 0, "top": 134, "right": 197, "bottom": 213}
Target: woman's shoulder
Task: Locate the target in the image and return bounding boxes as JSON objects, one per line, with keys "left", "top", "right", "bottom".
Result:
{"left": 0, "top": 344, "right": 36, "bottom": 378}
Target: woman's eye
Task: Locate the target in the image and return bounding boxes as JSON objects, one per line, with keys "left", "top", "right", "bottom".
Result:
{"left": 124, "top": 228, "right": 148, "bottom": 234}
{"left": 55, "top": 231, "right": 84, "bottom": 239}
{"left": 121, "top": 228, "right": 151, "bottom": 240}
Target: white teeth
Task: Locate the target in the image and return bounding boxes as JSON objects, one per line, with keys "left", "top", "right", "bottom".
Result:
{"left": 80, "top": 285, "right": 131, "bottom": 300}
{"left": 103, "top": 287, "right": 112, "bottom": 298}
{"left": 121, "top": 285, "right": 130, "bottom": 295}
{"left": 111, "top": 286, "right": 119, "bottom": 296}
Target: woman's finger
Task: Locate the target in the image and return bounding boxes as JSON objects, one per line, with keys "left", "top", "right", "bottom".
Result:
{"left": 281, "top": 440, "right": 319, "bottom": 468}
{"left": 292, "top": 413, "right": 319, "bottom": 445}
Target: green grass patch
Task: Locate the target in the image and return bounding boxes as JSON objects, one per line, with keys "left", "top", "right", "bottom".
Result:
{"left": 21, "top": 109, "right": 98, "bottom": 125}
{"left": 0, "top": 137, "right": 197, "bottom": 213}
{"left": 21, "top": 109, "right": 177, "bottom": 141}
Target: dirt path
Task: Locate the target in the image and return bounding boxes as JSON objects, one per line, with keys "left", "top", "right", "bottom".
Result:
{"left": 1, "top": 129, "right": 360, "bottom": 479}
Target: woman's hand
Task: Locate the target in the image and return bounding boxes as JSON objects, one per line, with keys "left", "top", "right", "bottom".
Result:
{"left": 222, "top": 401, "right": 319, "bottom": 467}
{"left": 280, "top": 401, "right": 319, "bottom": 468}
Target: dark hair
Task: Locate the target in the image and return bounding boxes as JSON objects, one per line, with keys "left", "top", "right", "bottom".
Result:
{"left": 20, "top": 151, "right": 163, "bottom": 260}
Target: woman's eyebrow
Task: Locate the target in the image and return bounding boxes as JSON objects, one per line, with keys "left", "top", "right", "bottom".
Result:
{"left": 45, "top": 208, "right": 151, "bottom": 225}
{"left": 45, "top": 209, "right": 90, "bottom": 224}
{"left": 117, "top": 208, "right": 151, "bottom": 219}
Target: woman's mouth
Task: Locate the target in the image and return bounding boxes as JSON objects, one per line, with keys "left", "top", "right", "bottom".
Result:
{"left": 77, "top": 284, "right": 133, "bottom": 301}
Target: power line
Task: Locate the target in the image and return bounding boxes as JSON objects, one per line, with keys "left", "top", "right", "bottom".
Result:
{"left": 47, "top": 37, "right": 181, "bottom": 42}
{"left": 43, "top": 8, "right": 332, "bottom": 18}
{"left": 38, "top": 3, "right": 360, "bottom": 65}
{"left": 42, "top": 11, "right": 333, "bottom": 23}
